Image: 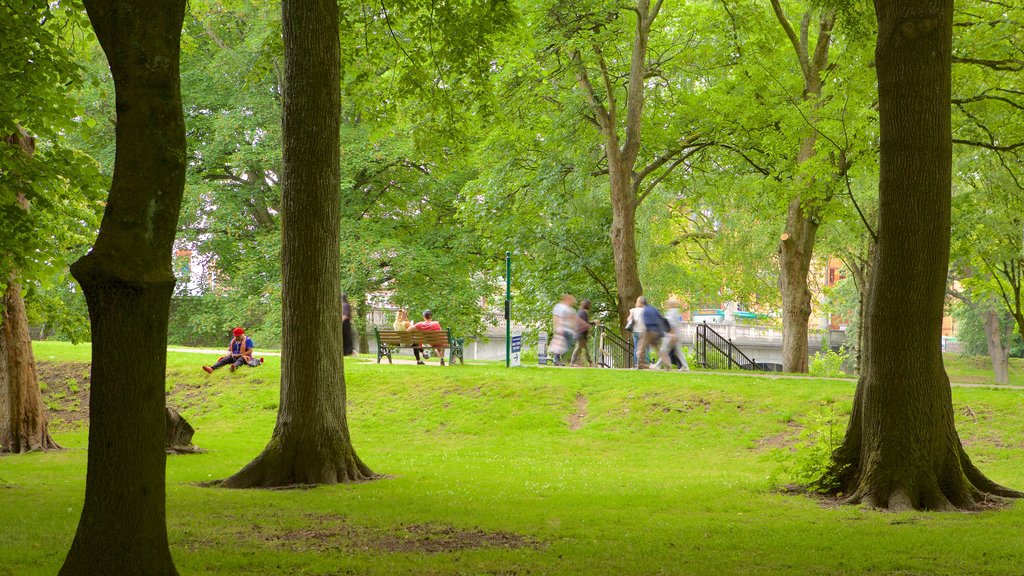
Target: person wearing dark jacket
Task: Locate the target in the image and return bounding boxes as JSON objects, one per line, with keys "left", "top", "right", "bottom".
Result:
{"left": 638, "top": 302, "right": 671, "bottom": 369}
{"left": 342, "top": 294, "right": 355, "bottom": 356}
{"left": 570, "top": 299, "right": 596, "bottom": 367}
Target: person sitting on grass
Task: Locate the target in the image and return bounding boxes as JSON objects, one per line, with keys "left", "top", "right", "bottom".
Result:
{"left": 407, "top": 310, "right": 445, "bottom": 365}
{"left": 202, "top": 327, "right": 261, "bottom": 373}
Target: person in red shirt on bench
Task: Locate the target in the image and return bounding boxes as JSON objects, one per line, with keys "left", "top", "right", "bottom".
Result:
{"left": 407, "top": 309, "right": 444, "bottom": 365}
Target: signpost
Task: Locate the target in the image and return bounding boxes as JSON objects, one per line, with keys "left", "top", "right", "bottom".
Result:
{"left": 510, "top": 332, "right": 522, "bottom": 367}
{"left": 537, "top": 332, "right": 548, "bottom": 365}
{"left": 505, "top": 251, "right": 511, "bottom": 368}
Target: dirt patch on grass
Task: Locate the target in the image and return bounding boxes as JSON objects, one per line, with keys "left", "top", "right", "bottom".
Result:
{"left": 228, "top": 514, "right": 541, "bottom": 554}
{"left": 567, "top": 391, "right": 588, "bottom": 431}
{"left": 755, "top": 421, "right": 804, "bottom": 452}
{"left": 36, "top": 361, "right": 91, "bottom": 427}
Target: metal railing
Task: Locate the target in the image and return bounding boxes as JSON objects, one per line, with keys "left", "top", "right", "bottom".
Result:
{"left": 695, "top": 322, "right": 769, "bottom": 371}
{"left": 593, "top": 325, "right": 635, "bottom": 369}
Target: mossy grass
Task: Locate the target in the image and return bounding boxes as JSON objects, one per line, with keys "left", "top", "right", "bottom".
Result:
{"left": 3, "top": 341, "right": 1024, "bottom": 575}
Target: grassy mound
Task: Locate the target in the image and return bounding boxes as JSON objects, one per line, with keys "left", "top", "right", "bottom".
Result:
{"left": 3, "top": 341, "right": 1024, "bottom": 575}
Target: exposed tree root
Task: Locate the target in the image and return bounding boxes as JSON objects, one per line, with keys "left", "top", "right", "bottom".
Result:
{"left": 219, "top": 433, "right": 376, "bottom": 489}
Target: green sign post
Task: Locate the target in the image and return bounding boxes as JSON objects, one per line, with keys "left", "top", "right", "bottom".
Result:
{"left": 505, "top": 251, "right": 511, "bottom": 368}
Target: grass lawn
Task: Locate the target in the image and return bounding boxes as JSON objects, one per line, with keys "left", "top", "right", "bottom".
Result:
{"left": 943, "top": 353, "right": 1024, "bottom": 386}
{"left": 3, "top": 341, "right": 1024, "bottom": 575}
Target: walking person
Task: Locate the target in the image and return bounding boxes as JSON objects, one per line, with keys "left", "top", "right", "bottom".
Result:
{"left": 640, "top": 301, "right": 672, "bottom": 370}
{"left": 550, "top": 294, "right": 577, "bottom": 366}
{"left": 570, "top": 299, "right": 596, "bottom": 367}
{"left": 661, "top": 298, "right": 690, "bottom": 371}
{"left": 342, "top": 294, "right": 355, "bottom": 356}
{"left": 626, "top": 296, "right": 646, "bottom": 368}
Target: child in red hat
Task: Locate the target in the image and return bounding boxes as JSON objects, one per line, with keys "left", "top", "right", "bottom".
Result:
{"left": 202, "top": 327, "right": 260, "bottom": 373}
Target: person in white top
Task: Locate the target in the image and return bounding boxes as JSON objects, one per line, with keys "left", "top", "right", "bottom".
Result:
{"left": 626, "top": 296, "right": 646, "bottom": 368}
{"left": 659, "top": 298, "right": 690, "bottom": 371}
{"left": 551, "top": 294, "right": 577, "bottom": 366}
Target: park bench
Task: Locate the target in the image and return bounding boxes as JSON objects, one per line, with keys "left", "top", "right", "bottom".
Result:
{"left": 374, "top": 328, "right": 464, "bottom": 366}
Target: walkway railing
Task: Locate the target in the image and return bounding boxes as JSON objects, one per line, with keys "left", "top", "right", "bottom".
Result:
{"left": 695, "top": 322, "right": 769, "bottom": 371}
{"left": 593, "top": 325, "right": 635, "bottom": 369}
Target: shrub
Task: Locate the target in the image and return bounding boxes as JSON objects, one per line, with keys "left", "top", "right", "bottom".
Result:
{"left": 809, "top": 346, "right": 850, "bottom": 378}
{"left": 772, "top": 399, "right": 851, "bottom": 493}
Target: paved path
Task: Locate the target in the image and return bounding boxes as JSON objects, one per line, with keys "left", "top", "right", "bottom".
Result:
{"left": 168, "top": 347, "right": 1022, "bottom": 388}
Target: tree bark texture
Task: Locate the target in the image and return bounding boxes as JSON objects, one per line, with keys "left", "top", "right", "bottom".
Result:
{"left": 221, "top": 0, "right": 373, "bottom": 487}
{"left": 824, "top": 0, "right": 1021, "bottom": 510}
{"left": 778, "top": 196, "right": 819, "bottom": 373}
{"left": 59, "top": 0, "right": 186, "bottom": 573}
{"left": 983, "top": 309, "right": 1011, "bottom": 385}
{"left": 609, "top": 159, "right": 643, "bottom": 330}
{"left": 0, "top": 278, "right": 61, "bottom": 453}
{"left": 771, "top": 2, "right": 834, "bottom": 373}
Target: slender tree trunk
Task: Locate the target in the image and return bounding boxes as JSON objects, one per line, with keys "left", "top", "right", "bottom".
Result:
{"left": 59, "top": 1, "right": 187, "bottom": 573}
{"left": 356, "top": 297, "right": 369, "bottom": 354}
{"left": 983, "top": 309, "right": 1010, "bottom": 385}
{"left": 0, "top": 278, "right": 61, "bottom": 453}
{"left": 778, "top": 194, "right": 819, "bottom": 373}
{"left": 823, "top": 0, "right": 1021, "bottom": 510}
{"left": 221, "top": 0, "right": 373, "bottom": 487}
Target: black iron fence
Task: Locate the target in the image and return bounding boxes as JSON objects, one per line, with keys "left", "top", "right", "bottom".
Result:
{"left": 592, "top": 325, "right": 635, "bottom": 369}
{"left": 695, "top": 322, "right": 772, "bottom": 371}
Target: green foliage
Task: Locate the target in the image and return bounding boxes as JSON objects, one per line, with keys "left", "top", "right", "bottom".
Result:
{"left": 808, "top": 345, "right": 850, "bottom": 378}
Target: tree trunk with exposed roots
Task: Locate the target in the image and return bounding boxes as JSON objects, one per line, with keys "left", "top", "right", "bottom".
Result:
{"left": 220, "top": 0, "right": 373, "bottom": 488}
{"left": 823, "top": 0, "right": 1022, "bottom": 510}
{"left": 0, "top": 278, "right": 61, "bottom": 453}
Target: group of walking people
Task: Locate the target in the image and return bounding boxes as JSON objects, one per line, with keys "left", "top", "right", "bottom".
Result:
{"left": 550, "top": 293, "right": 690, "bottom": 371}
{"left": 627, "top": 296, "right": 690, "bottom": 371}
{"left": 550, "top": 294, "right": 598, "bottom": 367}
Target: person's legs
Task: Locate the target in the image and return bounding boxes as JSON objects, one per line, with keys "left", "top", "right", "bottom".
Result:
{"left": 413, "top": 345, "right": 424, "bottom": 364}
{"left": 638, "top": 332, "right": 655, "bottom": 369}
{"left": 675, "top": 343, "right": 690, "bottom": 371}
{"left": 569, "top": 336, "right": 584, "bottom": 366}
{"left": 205, "top": 355, "right": 234, "bottom": 372}
{"left": 632, "top": 332, "right": 642, "bottom": 368}
{"left": 580, "top": 335, "right": 593, "bottom": 366}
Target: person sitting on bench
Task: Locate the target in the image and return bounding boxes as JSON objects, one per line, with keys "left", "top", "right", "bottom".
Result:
{"left": 203, "top": 327, "right": 261, "bottom": 373}
{"left": 407, "top": 310, "right": 444, "bottom": 365}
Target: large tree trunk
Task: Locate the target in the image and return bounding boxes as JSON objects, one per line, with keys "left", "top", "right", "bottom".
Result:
{"left": 609, "top": 161, "right": 643, "bottom": 330}
{"left": 983, "top": 309, "right": 1010, "bottom": 385}
{"left": 221, "top": 0, "right": 373, "bottom": 487}
{"left": 59, "top": 0, "right": 187, "bottom": 573}
{"left": 0, "top": 278, "right": 61, "bottom": 453}
{"left": 823, "top": 0, "right": 1021, "bottom": 510}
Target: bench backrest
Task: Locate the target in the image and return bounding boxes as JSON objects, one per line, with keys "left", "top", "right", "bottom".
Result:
{"left": 376, "top": 329, "right": 449, "bottom": 347}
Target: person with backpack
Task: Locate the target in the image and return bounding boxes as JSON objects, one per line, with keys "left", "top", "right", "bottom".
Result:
{"left": 639, "top": 301, "right": 672, "bottom": 370}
